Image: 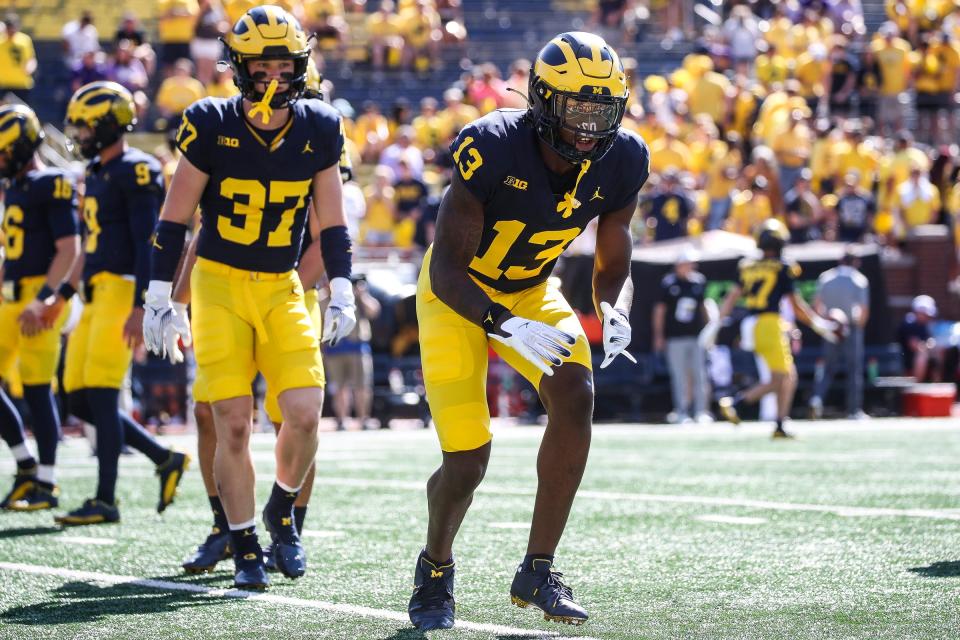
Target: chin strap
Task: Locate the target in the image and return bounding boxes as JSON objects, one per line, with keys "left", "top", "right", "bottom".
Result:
{"left": 248, "top": 79, "right": 279, "bottom": 124}
{"left": 556, "top": 159, "right": 591, "bottom": 218}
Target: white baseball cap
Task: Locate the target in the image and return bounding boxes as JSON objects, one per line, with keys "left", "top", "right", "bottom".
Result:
{"left": 912, "top": 295, "right": 938, "bottom": 317}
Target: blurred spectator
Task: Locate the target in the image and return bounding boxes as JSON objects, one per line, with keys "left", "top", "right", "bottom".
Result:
{"left": 827, "top": 36, "right": 858, "bottom": 117}
{"left": 192, "top": 0, "right": 229, "bottom": 86}
{"left": 649, "top": 127, "right": 689, "bottom": 174}
{"left": 872, "top": 23, "right": 913, "bottom": 136}
{"left": 323, "top": 276, "right": 381, "bottom": 430}
{"left": 835, "top": 123, "right": 881, "bottom": 192}
{"left": 467, "top": 63, "right": 507, "bottom": 114}
{"left": 438, "top": 87, "right": 479, "bottom": 135}
{"left": 353, "top": 100, "right": 391, "bottom": 163}
{"left": 361, "top": 165, "right": 398, "bottom": 246}
{"left": 743, "top": 145, "right": 783, "bottom": 213}
{"left": 726, "top": 175, "right": 774, "bottom": 237}
{"left": 379, "top": 125, "right": 424, "bottom": 179}
{"left": 834, "top": 171, "right": 876, "bottom": 243}
{"left": 772, "top": 109, "right": 813, "bottom": 192}
{"left": 914, "top": 34, "right": 943, "bottom": 144}
{"left": 303, "top": 0, "right": 348, "bottom": 52}
{"left": 0, "top": 13, "right": 36, "bottom": 102}
{"left": 399, "top": 0, "right": 441, "bottom": 72}
{"left": 62, "top": 11, "right": 99, "bottom": 68}
{"left": 411, "top": 97, "right": 445, "bottom": 156}
{"left": 158, "top": 0, "right": 200, "bottom": 75}
{"left": 704, "top": 134, "right": 741, "bottom": 230}
{"left": 389, "top": 97, "right": 414, "bottom": 136}
{"left": 893, "top": 163, "right": 940, "bottom": 234}
{"left": 155, "top": 58, "right": 206, "bottom": 130}
{"left": 810, "top": 249, "right": 870, "bottom": 419}
{"left": 723, "top": 5, "right": 760, "bottom": 74}
{"left": 392, "top": 159, "right": 426, "bottom": 248}
{"left": 115, "top": 12, "right": 156, "bottom": 76}
{"left": 205, "top": 67, "right": 240, "bottom": 99}
{"left": 898, "top": 295, "right": 940, "bottom": 381}
{"left": 857, "top": 47, "right": 880, "bottom": 122}
{"left": 652, "top": 247, "right": 710, "bottom": 424}
{"left": 108, "top": 40, "right": 150, "bottom": 119}
{"left": 643, "top": 170, "right": 696, "bottom": 242}
{"left": 687, "top": 58, "right": 732, "bottom": 126}
{"left": 368, "top": 0, "right": 402, "bottom": 70}
{"left": 342, "top": 166, "right": 367, "bottom": 239}
{"left": 783, "top": 168, "right": 823, "bottom": 243}
{"left": 71, "top": 50, "right": 108, "bottom": 94}
{"left": 502, "top": 58, "right": 531, "bottom": 109}
{"left": 795, "top": 42, "right": 830, "bottom": 111}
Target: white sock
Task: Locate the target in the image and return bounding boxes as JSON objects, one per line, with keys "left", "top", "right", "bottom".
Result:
{"left": 276, "top": 479, "right": 301, "bottom": 493}
{"left": 36, "top": 465, "right": 55, "bottom": 485}
{"left": 10, "top": 443, "right": 33, "bottom": 463}
{"left": 228, "top": 518, "right": 257, "bottom": 531}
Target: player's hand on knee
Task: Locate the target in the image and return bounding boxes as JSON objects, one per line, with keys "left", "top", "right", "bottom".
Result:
{"left": 488, "top": 315, "right": 576, "bottom": 377}
{"left": 321, "top": 276, "right": 357, "bottom": 347}
{"left": 599, "top": 301, "right": 637, "bottom": 369}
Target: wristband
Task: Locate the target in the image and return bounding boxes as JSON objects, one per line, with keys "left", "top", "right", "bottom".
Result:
{"left": 150, "top": 220, "right": 189, "bottom": 282}
{"left": 36, "top": 284, "right": 56, "bottom": 303}
{"left": 481, "top": 303, "right": 509, "bottom": 334}
{"left": 57, "top": 282, "right": 77, "bottom": 300}
{"left": 319, "top": 225, "right": 352, "bottom": 280}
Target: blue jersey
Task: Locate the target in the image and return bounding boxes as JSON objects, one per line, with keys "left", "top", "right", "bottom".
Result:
{"left": 2, "top": 168, "right": 80, "bottom": 282}
{"left": 176, "top": 95, "right": 343, "bottom": 273}
{"left": 450, "top": 109, "right": 649, "bottom": 293}
{"left": 81, "top": 147, "right": 164, "bottom": 304}
{"left": 644, "top": 191, "right": 694, "bottom": 242}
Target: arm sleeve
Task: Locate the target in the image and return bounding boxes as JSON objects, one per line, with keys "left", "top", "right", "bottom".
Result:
{"left": 45, "top": 174, "right": 80, "bottom": 240}
{"left": 175, "top": 101, "right": 213, "bottom": 174}
{"left": 311, "top": 103, "right": 345, "bottom": 173}
{"left": 449, "top": 122, "right": 500, "bottom": 205}
{"left": 608, "top": 133, "right": 651, "bottom": 212}
{"left": 122, "top": 163, "right": 165, "bottom": 305}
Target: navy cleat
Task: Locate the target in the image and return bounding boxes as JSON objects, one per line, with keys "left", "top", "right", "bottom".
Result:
{"left": 262, "top": 507, "right": 306, "bottom": 579}
{"left": 54, "top": 498, "right": 120, "bottom": 526}
{"left": 182, "top": 529, "right": 232, "bottom": 574}
{"left": 233, "top": 548, "right": 270, "bottom": 590}
{"left": 156, "top": 452, "right": 190, "bottom": 513}
{"left": 510, "top": 559, "right": 588, "bottom": 626}
{"left": 9, "top": 483, "right": 59, "bottom": 511}
{"left": 0, "top": 467, "right": 36, "bottom": 509}
{"left": 408, "top": 550, "right": 455, "bottom": 631}
{"left": 263, "top": 541, "right": 277, "bottom": 572}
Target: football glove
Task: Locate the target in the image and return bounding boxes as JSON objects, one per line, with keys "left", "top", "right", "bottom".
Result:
{"left": 488, "top": 316, "right": 576, "bottom": 377}
{"left": 143, "top": 281, "right": 189, "bottom": 364}
{"left": 810, "top": 315, "right": 839, "bottom": 344}
{"left": 321, "top": 277, "right": 357, "bottom": 347}
{"left": 599, "top": 301, "right": 637, "bottom": 369}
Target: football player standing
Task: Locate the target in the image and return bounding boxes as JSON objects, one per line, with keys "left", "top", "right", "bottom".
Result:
{"left": 408, "top": 32, "right": 649, "bottom": 630}
{"left": 0, "top": 104, "right": 79, "bottom": 511}
{"left": 56, "top": 82, "right": 191, "bottom": 526}
{"left": 143, "top": 6, "right": 355, "bottom": 590}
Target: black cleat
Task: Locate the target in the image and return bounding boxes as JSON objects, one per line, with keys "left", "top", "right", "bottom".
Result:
{"left": 510, "top": 559, "right": 588, "bottom": 626}
{"left": 55, "top": 498, "right": 120, "bottom": 527}
{"left": 182, "top": 529, "right": 232, "bottom": 574}
{"left": 772, "top": 427, "right": 795, "bottom": 440}
{"left": 156, "top": 452, "right": 190, "bottom": 513}
{"left": 9, "top": 483, "right": 59, "bottom": 511}
{"left": 263, "top": 541, "right": 277, "bottom": 572}
{"left": 1, "top": 467, "right": 36, "bottom": 509}
{"left": 262, "top": 506, "right": 306, "bottom": 579}
{"left": 718, "top": 397, "right": 741, "bottom": 425}
{"left": 233, "top": 548, "right": 270, "bottom": 590}
{"left": 408, "top": 550, "right": 455, "bottom": 631}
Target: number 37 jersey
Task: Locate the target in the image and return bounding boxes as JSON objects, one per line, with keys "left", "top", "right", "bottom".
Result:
{"left": 737, "top": 258, "right": 801, "bottom": 315}
{"left": 176, "top": 95, "right": 343, "bottom": 272}
{"left": 450, "top": 109, "right": 649, "bottom": 293}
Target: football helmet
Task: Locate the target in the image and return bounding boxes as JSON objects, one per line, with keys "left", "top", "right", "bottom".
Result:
{"left": 755, "top": 218, "right": 789, "bottom": 254}
{"left": 65, "top": 81, "right": 136, "bottom": 159}
{"left": 0, "top": 104, "right": 44, "bottom": 180}
{"left": 529, "top": 32, "right": 628, "bottom": 164}
{"left": 224, "top": 5, "right": 311, "bottom": 109}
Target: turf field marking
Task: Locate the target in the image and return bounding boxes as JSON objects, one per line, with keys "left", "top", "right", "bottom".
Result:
{"left": 307, "top": 477, "right": 960, "bottom": 521}
{"left": 695, "top": 515, "right": 767, "bottom": 525}
{"left": 0, "top": 562, "right": 594, "bottom": 638}
{"left": 56, "top": 535, "right": 116, "bottom": 545}
{"left": 300, "top": 529, "right": 344, "bottom": 538}
{"left": 488, "top": 522, "right": 529, "bottom": 529}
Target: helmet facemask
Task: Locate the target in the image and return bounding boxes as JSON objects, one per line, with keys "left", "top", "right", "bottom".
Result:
{"left": 228, "top": 47, "right": 310, "bottom": 109}
{"left": 531, "top": 82, "right": 626, "bottom": 164}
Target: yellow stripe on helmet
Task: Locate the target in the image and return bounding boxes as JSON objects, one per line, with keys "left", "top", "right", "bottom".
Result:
{"left": 534, "top": 34, "right": 627, "bottom": 97}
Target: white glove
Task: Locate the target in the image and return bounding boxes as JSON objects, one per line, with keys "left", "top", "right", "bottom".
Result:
{"left": 61, "top": 294, "right": 83, "bottom": 335}
{"left": 599, "top": 301, "right": 637, "bottom": 369}
{"left": 143, "top": 281, "right": 188, "bottom": 364}
{"left": 810, "top": 315, "right": 839, "bottom": 344}
{"left": 321, "top": 277, "right": 357, "bottom": 347}
{"left": 488, "top": 315, "right": 576, "bottom": 377}
{"left": 172, "top": 302, "right": 193, "bottom": 350}
{"left": 698, "top": 319, "right": 720, "bottom": 350}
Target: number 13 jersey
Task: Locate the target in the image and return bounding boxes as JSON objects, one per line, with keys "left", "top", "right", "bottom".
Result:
{"left": 176, "top": 95, "right": 343, "bottom": 273}
{"left": 450, "top": 109, "right": 649, "bottom": 293}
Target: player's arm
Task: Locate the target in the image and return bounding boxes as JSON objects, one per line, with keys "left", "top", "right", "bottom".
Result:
{"left": 431, "top": 173, "right": 574, "bottom": 377}
{"left": 700, "top": 284, "right": 742, "bottom": 349}
{"left": 593, "top": 200, "right": 638, "bottom": 368}
{"left": 788, "top": 287, "right": 838, "bottom": 343}
{"left": 297, "top": 204, "right": 326, "bottom": 291}
{"left": 143, "top": 155, "right": 209, "bottom": 361}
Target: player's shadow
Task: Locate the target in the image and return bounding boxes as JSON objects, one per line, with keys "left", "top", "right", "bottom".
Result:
{"left": 0, "top": 579, "right": 220, "bottom": 625}
{"left": 908, "top": 561, "right": 960, "bottom": 578}
{"left": 0, "top": 525, "right": 62, "bottom": 540}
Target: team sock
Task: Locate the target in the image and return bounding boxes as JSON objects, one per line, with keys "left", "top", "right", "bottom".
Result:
{"left": 294, "top": 505, "right": 308, "bottom": 535}
{"left": 0, "top": 388, "right": 34, "bottom": 469}
{"left": 228, "top": 520, "right": 260, "bottom": 559}
{"left": 85, "top": 388, "right": 123, "bottom": 505}
{"left": 266, "top": 481, "right": 300, "bottom": 528}
{"left": 23, "top": 384, "right": 60, "bottom": 467}
{"left": 209, "top": 495, "right": 229, "bottom": 533}
{"left": 521, "top": 553, "right": 554, "bottom": 572}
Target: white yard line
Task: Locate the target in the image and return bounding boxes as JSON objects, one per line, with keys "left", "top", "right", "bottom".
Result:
{"left": 0, "top": 562, "right": 593, "bottom": 638}
{"left": 487, "top": 522, "right": 529, "bottom": 529}
{"left": 56, "top": 536, "right": 116, "bottom": 545}
{"left": 695, "top": 515, "right": 767, "bottom": 525}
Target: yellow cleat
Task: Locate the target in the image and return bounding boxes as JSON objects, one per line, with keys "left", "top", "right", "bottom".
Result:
{"left": 718, "top": 397, "right": 741, "bottom": 425}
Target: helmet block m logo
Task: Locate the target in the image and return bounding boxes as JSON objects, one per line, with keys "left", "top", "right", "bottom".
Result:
{"left": 65, "top": 81, "right": 136, "bottom": 159}
{"left": 0, "top": 104, "right": 44, "bottom": 179}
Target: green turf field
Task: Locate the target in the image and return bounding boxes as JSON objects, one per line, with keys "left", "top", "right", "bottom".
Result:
{"left": 1, "top": 418, "right": 959, "bottom": 639}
